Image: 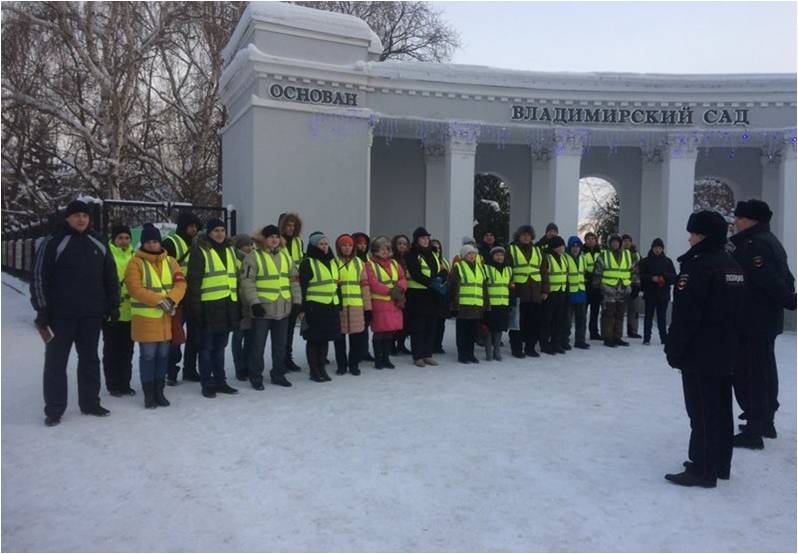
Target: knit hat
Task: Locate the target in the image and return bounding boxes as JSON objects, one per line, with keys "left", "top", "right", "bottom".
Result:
{"left": 233, "top": 233, "right": 253, "bottom": 250}
{"left": 584, "top": 232, "right": 597, "bottom": 240}
{"left": 687, "top": 210, "right": 727, "bottom": 243}
{"left": 514, "top": 225, "right": 535, "bottom": 241}
{"left": 111, "top": 224, "right": 131, "bottom": 239}
{"left": 548, "top": 236, "right": 566, "bottom": 250}
{"left": 734, "top": 199, "right": 773, "bottom": 222}
{"left": 65, "top": 200, "right": 91, "bottom": 217}
{"left": 545, "top": 222, "right": 559, "bottom": 233}
{"left": 567, "top": 235, "right": 582, "bottom": 249}
{"left": 489, "top": 246, "right": 506, "bottom": 257}
{"left": 621, "top": 234, "right": 633, "bottom": 243}
{"left": 412, "top": 227, "right": 431, "bottom": 242}
{"left": 176, "top": 210, "right": 201, "bottom": 232}
{"left": 482, "top": 230, "right": 495, "bottom": 239}
{"left": 460, "top": 244, "right": 478, "bottom": 259}
{"left": 353, "top": 233, "right": 369, "bottom": 246}
{"left": 337, "top": 234, "right": 354, "bottom": 248}
{"left": 608, "top": 234, "right": 622, "bottom": 246}
{"left": 261, "top": 225, "right": 280, "bottom": 239}
{"left": 140, "top": 223, "right": 162, "bottom": 245}
{"left": 308, "top": 231, "right": 327, "bottom": 247}
{"left": 206, "top": 218, "right": 225, "bottom": 234}
{"left": 651, "top": 237, "right": 665, "bottom": 249}
{"left": 462, "top": 235, "right": 476, "bottom": 245}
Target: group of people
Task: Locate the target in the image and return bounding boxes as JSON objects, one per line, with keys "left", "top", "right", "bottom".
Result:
{"left": 28, "top": 196, "right": 796, "bottom": 492}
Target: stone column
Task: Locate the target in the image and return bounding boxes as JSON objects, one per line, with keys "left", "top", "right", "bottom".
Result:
{"left": 779, "top": 145, "right": 797, "bottom": 276}
{"left": 549, "top": 130, "right": 583, "bottom": 238}
{"left": 662, "top": 138, "right": 698, "bottom": 256}
{"left": 424, "top": 143, "right": 447, "bottom": 245}
{"left": 529, "top": 147, "right": 551, "bottom": 238}
{"left": 639, "top": 148, "right": 664, "bottom": 252}
{"left": 365, "top": 125, "right": 375, "bottom": 234}
{"left": 442, "top": 123, "right": 480, "bottom": 260}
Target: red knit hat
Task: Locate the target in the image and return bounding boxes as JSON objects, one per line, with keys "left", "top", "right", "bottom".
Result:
{"left": 337, "top": 234, "right": 354, "bottom": 248}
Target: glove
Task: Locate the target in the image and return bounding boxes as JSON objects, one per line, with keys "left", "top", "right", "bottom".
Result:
{"left": 290, "top": 303, "right": 303, "bottom": 318}
{"left": 251, "top": 303, "right": 266, "bottom": 318}
{"left": 106, "top": 307, "right": 120, "bottom": 322}
{"left": 389, "top": 286, "right": 404, "bottom": 302}
{"left": 784, "top": 293, "right": 797, "bottom": 311}
{"left": 655, "top": 276, "right": 666, "bottom": 288}
{"left": 364, "top": 310, "right": 372, "bottom": 325}
{"left": 158, "top": 298, "right": 175, "bottom": 312}
{"left": 34, "top": 310, "right": 49, "bottom": 328}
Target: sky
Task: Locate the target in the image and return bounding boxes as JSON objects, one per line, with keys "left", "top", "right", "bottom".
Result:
{"left": 434, "top": 1, "right": 797, "bottom": 74}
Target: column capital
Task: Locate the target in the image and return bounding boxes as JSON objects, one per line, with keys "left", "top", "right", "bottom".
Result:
{"left": 664, "top": 133, "right": 699, "bottom": 160}
{"left": 423, "top": 143, "right": 446, "bottom": 159}
{"left": 446, "top": 122, "right": 481, "bottom": 154}
{"left": 530, "top": 146, "right": 551, "bottom": 168}
{"left": 760, "top": 150, "right": 782, "bottom": 168}
{"left": 641, "top": 147, "right": 663, "bottom": 168}
{"left": 552, "top": 129, "right": 584, "bottom": 157}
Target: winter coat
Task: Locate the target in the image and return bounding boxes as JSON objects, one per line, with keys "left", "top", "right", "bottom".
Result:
{"left": 447, "top": 259, "right": 487, "bottom": 319}
{"left": 506, "top": 238, "right": 544, "bottom": 304}
{"left": 239, "top": 246, "right": 301, "bottom": 326}
{"left": 404, "top": 244, "right": 447, "bottom": 317}
{"left": 336, "top": 256, "right": 373, "bottom": 335}
{"left": 278, "top": 212, "right": 304, "bottom": 264}
{"left": 125, "top": 249, "right": 186, "bottom": 343}
{"left": 30, "top": 222, "right": 120, "bottom": 321}
{"left": 582, "top": 245, "right": 603, "bottom": 292}
{"left": 185, "top": 235, "right": 241, "bottom": 334}
{"left": 592, "top": 249, "right": 631, "bottom": 304}
{"left": 638, "top": 251, "right": 677, "bottom": 304}
{"left": 299, "top": 244, "right": 341, "bottom": 342}
{"left": 540, "top": 251, "right": 568, "bottom": 296}
{"left": 366, "top": 256, "right": 407, "bottom": 333}
{"left": 665, "top": 238, "right": 746, "bottom": 376}
{"left": 482, "top": 258, "right": 511, "bottom": 331}
{"left": 730, "top": 221, "right": 796, "bottom": 338}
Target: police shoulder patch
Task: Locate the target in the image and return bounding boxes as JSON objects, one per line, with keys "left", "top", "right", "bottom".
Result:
{"left": 676, "top": 274, "right": 689, "bottom": 291}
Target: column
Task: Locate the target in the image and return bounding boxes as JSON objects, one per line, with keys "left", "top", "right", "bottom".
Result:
{"left": 662, "top": 138, "right": 698, "bottom": 256}
{"left": 529, "top": 131, "right": 582, "bottom": 239}
{"left": 779, "top": 146, "right": 797, "bottom": 276}
{"left": 365, "top": 125, "right": 375, "bottom": 234}
{"left": 529, "top": 147, "right": 551, "bottom": 237}
{"left": 424, "top": 143, "right": 447, "bottom": 245}
{"left": 760, "top": 151, "right": 783, "bottom": 240}
{"left": 639, "top": 148, "right": 664, "bottom": 252}
{"left": 442, "top": 123, "right": 480, "bottom": 260}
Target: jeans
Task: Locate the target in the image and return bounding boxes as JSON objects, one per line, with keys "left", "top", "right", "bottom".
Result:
{"left": 249, "top": 318, "right": 289, "bottom": 385}
{"left": 139, "top": 341, "right": 170, "bottom": 384}
{"left": 567, "top": 301, "right": 587, "bottom": 346}
{"left": 643, "top": 299, "right": 669, "bottom": 343}
{"left": 196, "top": 331, "right": 230, "bottom": 388}
{"left": 231, "top": 329, "right": 252, "bottom": 378}
{"left": 102, "top": 320, "right": 134, "bottom": 392}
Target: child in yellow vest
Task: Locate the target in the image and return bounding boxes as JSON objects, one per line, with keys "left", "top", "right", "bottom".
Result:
{"left": 447, "top": 244, "right": 487, "bottom": 364}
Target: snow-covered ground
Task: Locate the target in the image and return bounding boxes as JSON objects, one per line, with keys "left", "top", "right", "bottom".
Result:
{"left": 2, "top": 272, "right": 795, "bottom": 552}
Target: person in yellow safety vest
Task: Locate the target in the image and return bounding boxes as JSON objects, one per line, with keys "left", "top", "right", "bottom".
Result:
{"left": 622, "top": 233, "right": 644, "bottom": 339}
{"left": 483, "top": 246, "right": 514, "bottom": 361}
{"left": 390, "top": 234, "right": 412, "bottom": 355}
{"left": 365, "top": 236, "right": 408, "bottom": 369}
{"left": 451, "top": 235, "right": 486, "bottom": 267}
{"left": 582, "top": 231, "right": 603, "bottom": 341}
{"left": 540, "top": 236, "right": 569, "bottom": 355}
{"left": 507, "top": 225, "right": 544, "bottom": 358}
{"left": 299, "top": 232, "right": 342, "bottom": 383}
{"left": 430, "top": 238, "right": 452, "bottom": 354}
{"left": 447, "top": 244, "right": 487, "bottom": 364}
{"left": 125, "top": 224, "right": 186, "bottom": 409}
{"left": 351, "top": 232, "right": 376, "bottom": 362}
{"left": 164, "top": 210, "right": 201, "bottom": 385}
{"left": 230, "top": 234, "right": 255, "bottom": 383}
{"left": 405, "top": 227, "right": 447, "bottom": 367}
{"left": 333, "top": 234, "right": 373, "bottom": 376}
{"left": 186, "top": 218, "right": 241, "bottom": 398}
{"left": 592, "top": 234, "right": 632, "bottom": 348}
{"left": 240, "top": 224, "right": 301, "bottom": 390}
{"left": 278, "top": 212, "right": 305, "bottom": 372}
{"left": 536, "top": 222, "right": 560, "bottom": 252}
{"left": 477, "top": 230, "right": 497, "bottom": 263}
{"left": 565, "top": 236, "right": 591, "bottom": 350}
{"left": 104, "top": 224, "right": 136, "bottom": 397}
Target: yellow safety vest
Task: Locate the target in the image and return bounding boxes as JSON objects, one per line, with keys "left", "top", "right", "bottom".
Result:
{"left": 369, "top": 259, "right": 399, "bottom": 301}
{"left": 546, "top": 254, "right": 567, "bottom": 292}
{"left": 164, "top": 234, "right": 190, "bottom": 274}
{"left": 286, "top": 237, "right": 304, "bottom": 265}
{"left": 583, "top": 251, "right": 600, "bottom": 274}
{"left": 407, "top": 252, "right": 440, "bottom": 289}
{"left": 337, "top": 257, "right": 364, "bottom": 308}
{"left": 110, "top": 244, "right": 134, "bottom": 322}
{"left": 485, "top": 265, "right": 512, "bottom": 306}
{"left": 199, "top": 246, "right": 238, "bottom": 302}
{"left": 601, "top": 250, "right": 632, "bottom": 287}
{"left": 456, "top": 261, "right": 485, "bottom": 307}
{"left": 510, "top": 244, "right": 542, "bottom": 284}
{"left": 254, "top": 249, "right": 292, "bottom": 302}
{"left": 131, "top": 257, "right": 174, "bottom": 318}
{"left": 439, "top": 256, "right": 450, "bottom": 272}
{"left": 306, "top": 258, "right": 340, "bottom": 305}
{"left": 566, "top": 253, "right": 586, "bottom": 293}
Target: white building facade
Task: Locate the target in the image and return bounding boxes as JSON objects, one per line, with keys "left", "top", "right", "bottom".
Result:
{"left": 220, "top": 2, "right": 797, "bottom": 271}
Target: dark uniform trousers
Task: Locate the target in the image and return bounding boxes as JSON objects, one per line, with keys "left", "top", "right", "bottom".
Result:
{"left": 541, "top": 292, "right": 568, "bottom": 349}
{"left": 682, "top": 370, "right": 734, "bottom": 480}
{"left": 509, "top": 301, "right": 542, "bottom": 354}
{"left": 587, "top": 287, "right": 602, "bottom": 337}
{"left": 44, "top": 318, "right": 103, "bottom": 418}
{"left": 733, "top": 333, "right": 779, "bottom": 431}
{"left": 102, "top": 320, "right": 134, "bottom": 392}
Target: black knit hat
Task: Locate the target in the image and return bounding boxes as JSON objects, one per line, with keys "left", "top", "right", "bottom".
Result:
{"left": 176, "top": 210, "right": 202, "bottom": 231}
{"left": 608, "top": 234, "right": 622, "bottom": 246}
{"left": 651, "top": 237, "right": 665, "bottom": 249}
{"left": 261, "top": 225, "right": 280, "bottom": 238}
{"left": 140, "top": 223, "right": 161, "bottom": 245}
{"left": 545, "top": 222, "right": 559, "bottom": 233}
{"left": 584, "top": 232, "right": 597, "bottom": 240}
{"left": 65, "top": 200, "right": 91, "bottom": 218}
{"left": 206, "top": 218, "right": 226, "bottom": 234}
{"left": 687, "top": 210, "right": 727, "bottom": 243}
{"left": 111, "top": 224, "right": 131, "bottom": 239}
{"left": 548, "top": 235, "right": 566, "bottom": 250}
{"left": 621, "top": 234, "right": 633, "bottom": 243}
{"left": 412, "top": 226, "right": 431, "bottom": 242}
{"left": 734, "top": 199, "right": 773, "bottom": 222}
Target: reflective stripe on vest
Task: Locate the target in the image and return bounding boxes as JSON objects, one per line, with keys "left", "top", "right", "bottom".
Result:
{"left": 601, "top": 250, "right": 632, "bottom": 287}
{"left": 110, "top": 243, "right": 134, "bottom": 322}
{"left": 546, "top": 254, "right": 567, "bottom": 292}
{"left": 369, "top": 259, "right": 398, "bottom": 301}
{"left": 200, "top": 246, "right": 238, "bottom": 302}
{"left": 306, "top": 258, "right": 339, "bottom": 305}
{"left": 287, "top": 237, "right": 304, "bottom": 265}
{"left": 255, "top": 249, "right": 292, "bottom": 301}
{"left": 566, "top": 253, "right": 586, "bottom": 293}
{"left": 336, "top": 257, "right": 364, "bottom": 307}
{"left": 583, "top": 251, "right": 599, "bottom": 274}
{"left": 485, "top": 265, "right": 512, "bottom": 306}
{"left": 456, "top": 262, "right": 485, "bottom": 307}
{"left": 407, "top": 252, "right": 440, "bottom": 289}
{"left": 130, "top": 257, "right": 174, "bottom": 318}
{"left": 510, "top": 244, "right": 542, "bottom": 283}
{"left": 164, "top": 234, "right": 190, "bottom": 274}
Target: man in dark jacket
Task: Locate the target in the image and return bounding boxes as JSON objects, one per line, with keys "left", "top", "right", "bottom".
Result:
{"left": 405, "top": 226, "right": 446, "bottom": 366}
{"left": 477, "top": 230, "right": 496, "bottom": 261}
{"left": 30, "top": 200, "right": 120, "bottom": 426}
{"left": 164, "top": 210, "right": 201, "bottom": 384}
{"left": 729, "top": 199, "right": 796, "bottom": 448}
{"left": 536, "top": 223, "right": 559, "bottom": 252}
{"left": 186, "top": 218, "right": 240, "bottom": 398}
{"left": 664, "top": 210, "right": 745, "bottom": 488}
{"left": 638, "top": 238, "right": 677, "bottom": 345}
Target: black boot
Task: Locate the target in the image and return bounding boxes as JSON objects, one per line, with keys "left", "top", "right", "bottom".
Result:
{"left": 166, "top": 366, "right": 179, "bottom": 386}
{"left": 739, "top": 422, "right": 777, "bottom": 439}
{"left": 373, "top": 338, "right": 384, "bottom": 370}
{"left": 155, "top": 379, "right": 170, "bottom": 407}
{"left": 285, "top": 358, "right": 301, "bottom": 372}
{"left": 270, "top": 370, "right": 292, "bottom": 387}
{"left": 733, "top": 432, "right": 765, "bottom": 450}
{"left": 683, "top": 461, "right": 729, "bottom": 480}
{"left": 664, "top": 470, "right": 716, "bottom": 488}
{"left": 143, "top": 382, "right": 157, "bottom": 409}
{"left": 382, "top": 338, "right": 395, "bottom": 369}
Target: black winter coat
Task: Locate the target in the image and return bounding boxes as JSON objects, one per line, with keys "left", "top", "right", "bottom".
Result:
{"left": 404, "top": 244, "right": 446, "bottom": 317}
{"left": 665, "top": 239, "right": 745, "bottom": 377}
{"left": 638, "top": 251, "right": 677, "bottom": 303}
{"left": 30, "top": 223, "right": 120, "bottom": 320}
{"left": 730, "top": 222, "right": 796, "bottom": 338}
{"left": 186, "top": 236, "right": 241, "bottom": 334}
{"left": 299, "top": 244, "right": 342, "bottom": 342}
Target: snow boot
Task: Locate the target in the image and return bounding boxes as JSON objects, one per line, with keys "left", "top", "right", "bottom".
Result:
{"left": 733, "top": 432, "right": 764, "bottom": 450}
{"left": 664, "top": 470, "right": 716, "bottom": 488}
{"left": 738, "top": 422, "right": 776, "bottom": 439}
{"left": 270, "top": 370, "right": 292, "bottom": 388}
{"left": 492, "top": 333, "right": 503, "bottom": 361}
{"left": 382, "top": 337, "right": 395, "bottom": 369}
{"left": 45, "top": 415, "right": 61, "bottom": 427}
{"left": 683, "top": 461, "right": 729, "bottom": 480}
{"left": 143, "top": 382, "right": 157, "bottom": 409}
{"left": 155, "top": 379, "right": 170, "bottom": 407}
{"left": 285, "top": 358, "right": 301, "bottom": 372}
{"left": 373, "top": 338, "right": 384, "bottom": 370}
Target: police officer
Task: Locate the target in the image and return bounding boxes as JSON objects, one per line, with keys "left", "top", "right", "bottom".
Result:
{"left": 31, "top": 200, "right": 120, "bottom": 426}
{"left": 729, "top": 199, "right": 796, "bottom": 448}
{"left": 664, "top": 210, "right": 745, "bottom": 487}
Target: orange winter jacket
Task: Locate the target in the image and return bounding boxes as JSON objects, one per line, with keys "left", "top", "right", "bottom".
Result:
{"left": 125, "top": 249, "right": 186, "bottom": 343}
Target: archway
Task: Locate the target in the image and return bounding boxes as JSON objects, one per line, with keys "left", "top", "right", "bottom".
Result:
{"left": 693, "top": 177, "right": 736, "bottom": 221}
{"left": 578, "top": 176, "right": 619, "bottom": 244}
{"left": 473, "top": 173, "right": 510, "bottom": 246}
